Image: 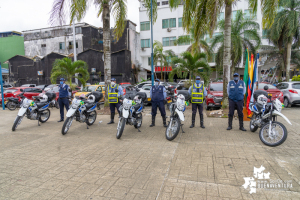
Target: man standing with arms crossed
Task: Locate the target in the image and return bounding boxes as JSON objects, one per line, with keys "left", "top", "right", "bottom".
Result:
{"left": 189, "top": 76, "right": 207, "bottom": 128}
{"left": 107, "top": 78, "right": 123, "bottom": 124}
{"left": 57, "top": 78, "right": 71, "bottom": 122}
{"left": 227, "top": 73, "right": 247, "bottom": 131}
{"left": 149, "top": 79, "right": 167, "bottom": 127}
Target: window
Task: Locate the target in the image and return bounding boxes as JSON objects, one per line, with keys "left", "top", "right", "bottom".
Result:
{"left": 244, "top": 9, "right": 256, "bottom": 20}
{"left": 178, "top": 35, "right": 190, "bottom": 46}
{"left": 140, "top": 21, "right": 150, "bottom": 31}
{"left": 218, "top": 12, "right": 224, "bottom": 21}
{"left": 141, "top": 39, "right": 150, "bottom": 48}
{"left": 59, "top": 42, "right": 65, "bottom": 50}
{"left": 262, "top": 29, "right": 268, "bottom": 39}
{"left": 292, "top": 83, "right": 300, "bottom": 89}
{"left": 163, "top": 37, "right": 176, "bottom": 46}
{"left": 69, "top": 41, "right": 79, "bottom": 49}
{"left": 148, "top": 57, "right": 151, "bottom": 65}
{"left": 75, "top": 27, "right": 82, "bottom": 34}
{"left": 41, "top": 44, "right": 46, "bottom": 47}
{"left": 32, "top": 88, "right": 42, "bottom": 93}
{"left": 162, "top": 18, "right": 176, "bottom": 29}
{"left": 232, "top": 10, "right": 238, "bottom": 20}
{"left": 162, "top": 1, "right": 169, "bottom": 5}
{"left": 23, "top": 88, "right": 32, "bottom": 92}
{"left": 96, "top": 86, "right": 102, "bottom": 92}
{"left": 157, "top": 2, "right": 160, "bottom": 6}
{"left": 178, "top": 18, "right": 183, "bottom": 27}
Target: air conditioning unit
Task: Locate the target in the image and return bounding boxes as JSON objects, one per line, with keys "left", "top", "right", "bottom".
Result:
{"left": 141, "top": 47, "right": 145, "bottom": 51}
{"left": 167, "top": 28, "right": 172, "bottom": 32}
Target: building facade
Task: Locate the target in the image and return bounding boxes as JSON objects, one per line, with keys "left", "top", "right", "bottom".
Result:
{"left": 138, "top": 0, "right": 269, "bottom": 81}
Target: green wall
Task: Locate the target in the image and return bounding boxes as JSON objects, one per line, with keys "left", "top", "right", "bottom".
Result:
{"left": 0, "top": 35, "right": 25, "bottom": 69}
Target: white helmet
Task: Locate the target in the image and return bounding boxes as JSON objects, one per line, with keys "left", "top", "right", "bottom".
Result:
{"left": 177, "top": 94, "right": 185, "bottom": 101}
{"left": 257, "top": 94, "right": 268, "bottom": 105}
{"left": 87, "top": 95, "right": 95, "bottom": 103}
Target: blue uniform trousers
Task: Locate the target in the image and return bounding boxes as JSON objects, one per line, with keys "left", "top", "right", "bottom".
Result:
{"left": 110, "top": 103, "right": 121, "bottom": 115}
{"left": 228, "top": 99, "right": 243, "bottom": 118}
{"left": 192, "top": 103, "right": 203, "bottom": 115}
{"left": 58, "top": 98, "right": 69, "bottom": 120}
{"left": 151, "top": 101, "right": 166, "bottom": 117}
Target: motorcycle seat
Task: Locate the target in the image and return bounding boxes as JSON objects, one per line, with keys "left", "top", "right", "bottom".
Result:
{"left": 86, "top": 103, "right": 95, "bottom": 110}
{"left": 8, "top": 97, "right": 19, "bottom": 101}
{"left": 36, "top": 102, "right": 48, "bottom": 108}
{"left": 133, "top": 104, "right": 141, "bottom": 110}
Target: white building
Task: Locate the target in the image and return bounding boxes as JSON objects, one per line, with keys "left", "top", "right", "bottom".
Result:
{"left": 138, "top": 0, "right": 269, "bottom": 81}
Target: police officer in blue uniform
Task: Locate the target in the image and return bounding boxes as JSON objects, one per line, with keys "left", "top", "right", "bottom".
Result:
{"left": 107, "top": 78, "right": 123, "bottom": 124}
{"left": 57, "top": 78, "right": 71, "bottom": 122}
{"left": 227, "top": 73, "right": 246, "bottom": 131}
{"left": 149, "top": 79, "right": 167, "bottom": 127}
{"left": 188, "top": 76, "right": 207, "bottom": 128}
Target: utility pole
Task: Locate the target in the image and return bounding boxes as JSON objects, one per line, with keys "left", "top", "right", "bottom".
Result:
{"left": 73, "top": 21, "right": 78, "bottom": 85}
{"left": 150, "top": 0, "right": 154, "bottom": 86}
{"left": 0, "top": 62, "right": 5, "bottom": 110}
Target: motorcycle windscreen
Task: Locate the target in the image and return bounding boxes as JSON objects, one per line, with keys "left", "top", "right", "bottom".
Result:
{"left": 18, "top": 107, "right": 27, "bottom": 116}
{"left": 175, "top": 108, "right": 185, "bottom": 121}
{"left": 122, "top": 109, "right": 129, "bottom": 118}
{"left": 66, "top": 107, "right": 77, "bottom": 117}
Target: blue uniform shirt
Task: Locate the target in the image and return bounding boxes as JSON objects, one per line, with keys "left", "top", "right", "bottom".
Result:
{"left": 107, "top": 85, "right": 123, "bottom": 97}
{"left": 188, "top": 84, "right": 207, "bottom": 97}
{"left": 59, "top": 84, "right": 71, "bottom": 98}
{"left": 227, "top": 81, "right": 246, "bottom": 95}
{"left": 227, "top": 80, "right": 246, "bottom": 102}
{"left": 150, "top": 85, "right": 166, "bottom": 100}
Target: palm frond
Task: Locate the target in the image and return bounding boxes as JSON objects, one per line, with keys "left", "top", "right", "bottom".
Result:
{"left": 112, "top": 0, "right": 127, "bottom": 40}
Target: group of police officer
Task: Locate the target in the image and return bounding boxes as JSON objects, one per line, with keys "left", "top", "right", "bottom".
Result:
{"left": 57, "top": 73, "right": 247, "bottom": 131}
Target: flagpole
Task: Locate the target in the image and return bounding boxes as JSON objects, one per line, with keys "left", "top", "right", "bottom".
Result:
{"left": 150, "top": 0, "right": 154, "bottom": 86}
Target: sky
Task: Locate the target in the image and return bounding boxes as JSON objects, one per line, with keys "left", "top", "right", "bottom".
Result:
{"left": 0, "top": 0, "right": 140, "bottom": 32}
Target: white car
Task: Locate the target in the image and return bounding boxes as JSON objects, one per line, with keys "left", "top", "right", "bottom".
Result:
{"left": 138, "top": 84, "right": 152, "bottom": 104}
{"left": 21, "top": 84, "right": 36, "bottom": 87}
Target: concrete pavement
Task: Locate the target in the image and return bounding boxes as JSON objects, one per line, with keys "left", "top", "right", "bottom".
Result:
{"left": 0, "top": 105, "right": 299, "bottom": 199}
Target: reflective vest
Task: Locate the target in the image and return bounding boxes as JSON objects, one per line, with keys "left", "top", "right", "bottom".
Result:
{"left": 191, "top": 83, "right": 204, "bottom": 103}
{"left": 108, "top": 84, "right": 119, "bottom": 103}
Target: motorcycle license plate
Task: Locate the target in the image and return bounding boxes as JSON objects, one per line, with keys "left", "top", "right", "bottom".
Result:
{"left": 167, "top": 100, "right": 172, "bottom": 103}
{"left": 268, "top": 94, "right": 272, "bottom": 97}
{"left": 4, "top": 101, "right": 7, "bottom": 104}
{"left": 148, "top": 98, "right": 151, "bottom": 101}
{"left": 221, "top": 101, "right": 222, "bottom": 105}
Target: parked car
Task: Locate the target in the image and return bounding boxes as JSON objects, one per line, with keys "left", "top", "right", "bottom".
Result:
{"left": 258, "top": 83, "right": 284, "bottom": 103}
{"left": 205, "top": 82, "right": 223, "bottom": 110}
{"left": 0, "top": 88, "right": 15, "bottom": 106}
{"left": 276, "top": 81, "right": 300, "bottom": 107}
{"left": 139, "top": 84, "right": 152, "bottom": 104}
{"left": 1, "top": 87, "right": 43, "bottom": 101}
{"left": 21, "top": 84, "right": 36, "bottom": 87}
{"left": 120, "top": 82, "right": 131, "bottom": 85}
{"left": 122, "top": 85, "right": 134, "bottom": 95}
{"left": 160, "top": 82, "right": 178, "bottom": 93}
{"left": 99, "top": 82, "right": 105, "bottom": 85}
{"left": 135, "top": 81, "right": 152, "bottom": 89}
{"left": 3, "top": 84, "right": 13, "bottom": 88}
{"left": 36, "top": 85, "right": 49, "bottom": 90}
{"left": 74, "top": 85, "right": 105, "bottom": 102}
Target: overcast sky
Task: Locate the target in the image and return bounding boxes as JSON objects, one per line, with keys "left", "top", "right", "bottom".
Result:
{"left": 0, "top": 0, "right": 140, "bottom": 32}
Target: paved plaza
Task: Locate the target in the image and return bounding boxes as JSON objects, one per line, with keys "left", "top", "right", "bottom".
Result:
{"left": 0, "top": 105, "right": 300, "bottom": 200}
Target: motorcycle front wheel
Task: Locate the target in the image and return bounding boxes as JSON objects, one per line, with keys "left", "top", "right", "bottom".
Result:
{"left": 86, "top": 111, "right": 97, "bottom": 125}
{"left": 116, "top": 117, "right": 126, "bottom": 139}
{"left": 39, "top": 109, "right": 51, "bottom": 123}
{"left": 12, "top": 115, "right": 24, "bottom": 131}
{"left": 62, "top": 116, "right": 74, "bottom": 135}
{"left": 7, "top": 102, "right": 17, "bottom": 111}
{"left": 259, "top": 121, "right": 287, "bottom": 147}
{"left": 165, "top": 117, "right": 181, "bottom": 141}
{"left": 250, "top": 114, "right": 259, "bottom": 132}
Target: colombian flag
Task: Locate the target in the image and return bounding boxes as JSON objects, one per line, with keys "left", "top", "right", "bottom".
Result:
{"left": 246, "top": 54, "right": 254, "bottom": 116}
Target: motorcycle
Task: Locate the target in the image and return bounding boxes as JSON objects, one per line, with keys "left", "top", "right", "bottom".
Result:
{"left": 12, "top": 92, "right": 54, "bottom": 131}
{"left": 165, "top": 91, "right": 190, "bottom": 141}
{"left": 61, "top": 91, "right": 103, "bottom": 135}
{"left": 116, "top": 92, "right": 147, "bottom": 139}
{"left": 249, "top": 85, "right": 291, "bottom": 147}
{"left": 6, "top": 96, "right": 24, "bottom": 111}
{"left": 33, "top": 95, "right": 59, "bottom": 109}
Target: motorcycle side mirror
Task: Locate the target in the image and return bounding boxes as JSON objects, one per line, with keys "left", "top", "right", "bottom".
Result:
{"left": 20, "top": 89, "right": 23, "bottom": 92}
{"left": 264, "top": 85, "right": 269, "bottom": 91}
{"left": 136, "top": 88, "right": 140, "bottom": 92}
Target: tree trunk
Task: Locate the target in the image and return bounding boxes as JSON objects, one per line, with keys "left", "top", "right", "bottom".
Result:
{"left": 286, "top": 40, "right": 292, "bottom": 81}
{"left": 103, "top": 4, "right": 111, "bottom": 105}
{"left": 222, "top": 2, "right": 232, "bottom": 109}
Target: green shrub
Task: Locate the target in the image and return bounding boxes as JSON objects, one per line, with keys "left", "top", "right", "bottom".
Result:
{"left": 292, "top": 75, "right": 300, "bottom": 81}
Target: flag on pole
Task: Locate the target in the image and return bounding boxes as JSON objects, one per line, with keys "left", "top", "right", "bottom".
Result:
{"left": 246, "top": 54, "right": 254, "bottom": 116}
{"left": 249, "top": 53, "right": 259, "bottom": 114}
{"left": 243, "top": 49, "right": 250, "bottom": 104}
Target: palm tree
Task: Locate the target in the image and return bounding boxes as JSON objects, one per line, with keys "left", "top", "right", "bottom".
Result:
{"left": 265, "top": 0, "right": 300, "bottom": 81}
{"left": 50, "top": 57, "right": 90, "bottom": 89}
{"left": 153, "top": 41, "right": 167, "bottom": 81}
{"left": 210, "top": 10, "right": 261, "bottom": 77}
{"left": 169, "top": 51, "right": 211, "bottom": 85}
{"left": 49, "top": 0, "right": 127, "bottom": 101}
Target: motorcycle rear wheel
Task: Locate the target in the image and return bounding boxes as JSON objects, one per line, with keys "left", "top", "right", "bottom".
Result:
{"left": 12, "top": 115, "right": 24, "bottom": 131}
{"left": 86, "top": 111, "right": 97, "bottom": 125}
{"left": 39, "top": 109, "right": 50, "bottom": 123}
{"left": 165, "top": 117, "right": 180, "bottom": 141}
{"left": 250, "top": 114, "right": 259, "bottom": 132}
{"left": 62, "top": 116, "right": 74, "bottom": 135}
{"left": 7, "top": 102, "right": 17, "bottom": 111}
{"left": 116, "top": 117, "right": 126, "bottom": 139}
{"left": 259, "top": 121, "right": 287, "bottom": 147}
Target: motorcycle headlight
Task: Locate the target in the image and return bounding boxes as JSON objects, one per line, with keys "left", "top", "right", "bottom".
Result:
{"left": 123, "top": 99, "right": 132, "bottom": 109}
{"left": 274, "top": 99, "right": 282, "bottom": 112}
{"left": 176, "top": 99, "right": 186, "bottom": 111}
{"left": 72, "top": 99, "right": 80, "bottom": 108}
{"left": 22, "top": 99, "right": 31, "bottom": 108}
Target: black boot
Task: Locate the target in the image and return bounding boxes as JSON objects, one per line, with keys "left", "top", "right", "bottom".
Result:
{"left": 107, "top": 113, "right": 115, "bottom": 124}
{"left": 200, "top": 114, "right": 205, "bottom": 128}
{"left": 162, "top": 116, "right": 167, "bottom": 127}
{"left": 150, "top": 115, "right": 155, "bottom": 127}
{"left": 227, "top": 116, "right": 233, "bottom": 130}
{"left": 190, "top": 114, "right": 195, "bottom": 128}
{"left": 239, "top": 117, "right": 247, "bottom": 131}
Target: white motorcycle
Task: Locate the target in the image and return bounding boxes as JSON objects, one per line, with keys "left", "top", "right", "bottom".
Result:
{"left": 12, "top": 92, "right": 53, "bottom": 131}
{"left": 249, "top": 85, "right": 292, "bottom": 147}
{"left": 62, "top": 91, "right": 103, "bottom": 135}
{"left": 165, "top": 93, "right": 189, "bottom": 141}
